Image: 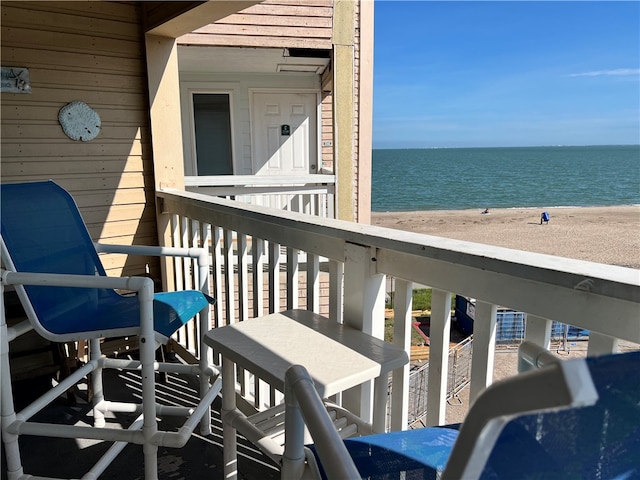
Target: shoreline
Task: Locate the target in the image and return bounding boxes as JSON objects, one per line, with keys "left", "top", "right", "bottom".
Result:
{"left": 373, "top": 203, "right": 640, "bottom": 214}
{"left": 371, "top": 205, "right": 640, "bottom": 269}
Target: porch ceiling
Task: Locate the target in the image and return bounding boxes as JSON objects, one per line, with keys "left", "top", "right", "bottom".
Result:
{"left": 178, "top": 45, "right": 330, "bottom": 74}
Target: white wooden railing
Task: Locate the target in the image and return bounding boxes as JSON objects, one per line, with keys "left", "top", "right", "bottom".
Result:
{"left": 157, "top": 188, "right": 640, "bottom": 430}
{"left": 185, "top": 175, "right": 335, "bottom": 218}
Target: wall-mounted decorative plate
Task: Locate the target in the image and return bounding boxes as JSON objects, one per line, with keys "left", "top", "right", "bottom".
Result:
{"left": 58, "top": 101, "right": 101, "bottom": 141}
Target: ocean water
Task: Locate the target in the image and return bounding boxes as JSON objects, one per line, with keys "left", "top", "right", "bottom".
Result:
{"left": 371, "top": 145, "right": 640, "bottom": 212}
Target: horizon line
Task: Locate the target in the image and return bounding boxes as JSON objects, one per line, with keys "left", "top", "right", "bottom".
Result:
{"left": 372, "top": 143, "right": 640, "bottom": 150}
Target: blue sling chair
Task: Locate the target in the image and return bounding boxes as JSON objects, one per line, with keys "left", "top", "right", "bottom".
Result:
{"left": 0, "top": 181, "right": 221, "bottom": 479}
{"left": 283, "top": 343, "right": 640, "bottom": 479}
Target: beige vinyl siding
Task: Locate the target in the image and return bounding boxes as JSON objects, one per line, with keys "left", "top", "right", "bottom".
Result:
{"left": 178, "top": 0, "right": 333, "bottom": 49}
{"left": 1, "top": 1, "right": 158, "bottom": 278}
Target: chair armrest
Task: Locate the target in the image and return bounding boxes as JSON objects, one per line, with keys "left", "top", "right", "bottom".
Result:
{"left": 282, "top": 364, "right": 361, "bottom": 480}
{"left": 518, "top": 341, "right": 561, "bottom": 373}
{"left": 441, "top": 358, "right": 598, "bottom": 480}
{"left": 94, "top": 243, "right": 209, "bottom": 264}
{"left": 1, "top": 269, "right": 153, "bottom": 293}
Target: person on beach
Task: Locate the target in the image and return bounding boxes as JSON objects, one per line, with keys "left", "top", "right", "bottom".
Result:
{"left": 482, "top": 208, "right": 490, "bottom": 214}
{"left": 540, "top": 211, "right": 550, "bottom": 224}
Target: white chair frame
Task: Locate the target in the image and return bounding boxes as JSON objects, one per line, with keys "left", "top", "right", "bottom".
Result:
{"left": 1, "top": 243, "right": 220, "bottom": 480}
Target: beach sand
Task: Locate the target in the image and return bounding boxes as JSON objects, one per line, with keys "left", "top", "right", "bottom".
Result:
{"left": 372, "top": 205, "right": 640, "bottom": 269}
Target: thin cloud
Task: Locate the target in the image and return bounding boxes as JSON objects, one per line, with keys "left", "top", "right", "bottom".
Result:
{"left": 567, "top": 68, "right": 640, "bottom": 77}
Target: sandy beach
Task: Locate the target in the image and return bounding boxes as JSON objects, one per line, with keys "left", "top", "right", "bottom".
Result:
{"left": 372, "top": 205, "right": 640, "bottom": 269}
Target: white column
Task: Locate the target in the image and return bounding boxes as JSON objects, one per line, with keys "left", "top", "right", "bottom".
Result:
{"left": 342, "top": 243, "right": 385, "bottom": 424}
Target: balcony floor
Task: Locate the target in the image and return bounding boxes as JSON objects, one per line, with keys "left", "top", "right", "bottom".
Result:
{"left": 3, "top": 365, "right": 281, "bottom": 480}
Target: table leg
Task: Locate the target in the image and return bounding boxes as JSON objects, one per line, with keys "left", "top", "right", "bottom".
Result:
{"left": 373, "top": 375, "right": 387, "bottom": 433}
{"left": 222, "top": 358, "right": 238, "bottom": 479}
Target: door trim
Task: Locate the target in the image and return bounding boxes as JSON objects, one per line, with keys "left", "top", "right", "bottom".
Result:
{"left": 182, "top": 87, "right": 237, "bottom": 176}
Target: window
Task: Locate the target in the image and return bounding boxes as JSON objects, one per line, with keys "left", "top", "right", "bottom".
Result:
{"left": 192, "top": 93, "right": 233, "bottom": 175}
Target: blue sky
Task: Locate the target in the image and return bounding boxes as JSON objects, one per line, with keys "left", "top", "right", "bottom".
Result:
{"left": 373, "top": 1, "right": 640, "bottom": 148}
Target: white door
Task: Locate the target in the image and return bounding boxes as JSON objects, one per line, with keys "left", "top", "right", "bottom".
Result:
{"left": 252, "top": 92, "right": 318, "bottom": 176}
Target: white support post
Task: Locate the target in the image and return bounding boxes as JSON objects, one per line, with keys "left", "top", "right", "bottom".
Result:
{"left": 587, "top": 332, "right": 619, "bottom": 356}
{"left": 524, "top": 314, "right": 552, "bottom": 350}
{"left": 391, "top": 279, "right": 412, "bottom": 431}
{"left": 469, "top": 301, "right": 497, "bottom": 405}
{"left": 426, "top": 288, "right": 451, "bottom": 427}
{"left": 342, "top": 243, "right": 386, "bottom": 425}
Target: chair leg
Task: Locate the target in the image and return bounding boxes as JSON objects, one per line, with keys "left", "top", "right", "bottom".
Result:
{"left": 156, "top": 345, "right": 168, "bottom": 384}
{"left": 90, "top": 338, "right": 106, "bottom": 428}
{"left": 1, "top": 306, "right": 25, "bottom": 479}
{"left": 139, "top": 320, "right": 160, "bottom": 478}
{"left": 198, "top": 307, "right": 215, "bottom": 436}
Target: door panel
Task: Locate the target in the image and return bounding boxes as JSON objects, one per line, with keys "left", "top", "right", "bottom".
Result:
{"left": 253, "top": 93, "right": 317, "bottom": 176}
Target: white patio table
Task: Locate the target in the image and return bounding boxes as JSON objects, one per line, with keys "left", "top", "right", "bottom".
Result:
{"left": 203, "top": 309, "right": 409, "bottom": 479}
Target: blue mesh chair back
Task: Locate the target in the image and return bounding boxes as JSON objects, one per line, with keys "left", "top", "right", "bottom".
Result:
{"left": 331, "top": 351, "right": 640, "bottom": 479}
{"left": 1, "top": 180, "right": 209, "bottom": 340}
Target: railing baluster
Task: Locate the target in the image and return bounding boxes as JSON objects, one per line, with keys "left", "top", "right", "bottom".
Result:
{"left": 211, "top": 226, "right": 223, "bottom": 329}
{"left": 268, "top": 241, "right": 281, "bottom": 314}
{"left": 186, "top": 219, "right": 200, "bottom": 352}
{"left": 171, "top": 214, "right": 183, "bottom": 291}
{"left": 181, "top": 215, "right": 190, "bottom": 288}
{"left": 391, "top": 279, "right": 412, "bottom": 431}
{"left": 223, "top": 229, "right": 235, "bottom": 326}
{"left": 426, "top": 288, "right": 452, "bottom": 427}
{"left": 469, "top": 301, "right": 497, "bottom": 405}
{"left": 287, "top": 247, "right": 299, "bottom": 310}
{"left": 306, "top": 253, "right": 320, "bottom": 313}
{"left": 524, "top": 314, "right": 552, "bottom": 350}
{"left": 587, "top": 332, "right": 619, "bottom": 355}
{"left": 237, "top": 233, "right": 249, "bottom": 323}
{"left": 252, "top": 238, "right": 265, "bottom": 318}
{"left": 328, "top": 260, "right": 344, "bottom": 324}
